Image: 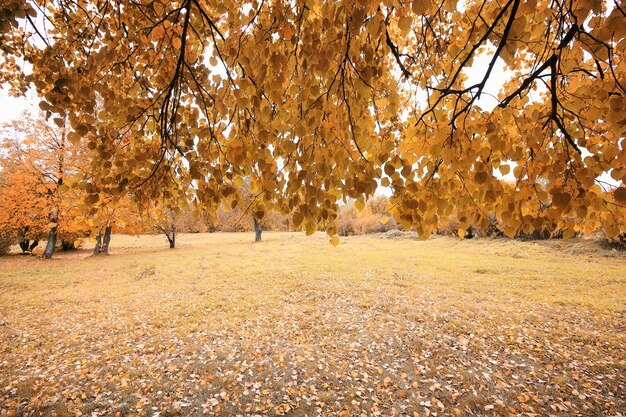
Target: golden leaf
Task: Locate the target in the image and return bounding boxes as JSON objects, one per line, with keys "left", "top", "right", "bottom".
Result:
{"left": 614, "top": 187, "right": 626, "bottom": 203}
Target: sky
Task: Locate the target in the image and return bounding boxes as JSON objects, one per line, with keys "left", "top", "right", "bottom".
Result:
{"left": 0, "top": 89, "right": 33, "bottom": 124}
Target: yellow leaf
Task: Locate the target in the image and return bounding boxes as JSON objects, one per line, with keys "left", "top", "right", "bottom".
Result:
{"left": 305, "top": 221, "right": 317, "bottom": 236}
{"left": 254, "top": 209, "right": 265, "bottom": 220}
{"left": 474, "top": 171, "right": 488, "bottom": 184}
{"left": 293, "top": 212, "right": 304, "bottom": 227}
{"left": 380, "top": 216, "right": 390, "bottom": 225}
{"left": 504, "top": 226, "right": 517, "bottom": 238}
{"left": 412, "top": 0, "right": 431, "bottom": 14}
{"left": 330, "top": 236, "right": 340, "bottom": 246}
{"left": 614, "top": 187, "right": 626, "bottom": 203}
{"left": 85, "top": 194, "right": 100, "bottom": 205}
{"left": 398, "top": 16, "right": 412, "bottom": 35}
{"left": 552, "top": 193, "right": 571, "bottom": 208}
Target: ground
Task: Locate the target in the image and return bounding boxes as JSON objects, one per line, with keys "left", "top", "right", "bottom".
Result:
{"left": 0, "top": 232, "right": 624, "bottom": 417}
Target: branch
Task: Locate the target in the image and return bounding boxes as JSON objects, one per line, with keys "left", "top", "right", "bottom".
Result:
{"left": 385, "top": 28, "right": 411, "bottom": 78}
{"left": 499, "top": 24, "right": 579, "bottom": 108}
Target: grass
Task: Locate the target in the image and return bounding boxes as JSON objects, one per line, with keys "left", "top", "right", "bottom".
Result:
{"left": 0, "top": 232, "right": 624, "bottom": 416}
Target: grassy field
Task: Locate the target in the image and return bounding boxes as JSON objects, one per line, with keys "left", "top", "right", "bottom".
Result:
{"left": 0, "top": 232, "right": 624, "bottom": 417}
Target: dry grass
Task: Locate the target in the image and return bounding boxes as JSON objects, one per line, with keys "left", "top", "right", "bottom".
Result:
{"left": 0, "top": 232, "right": 624, "bottom": 416}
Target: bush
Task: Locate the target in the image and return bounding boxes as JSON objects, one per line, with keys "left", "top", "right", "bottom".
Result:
{"left": 337, "top": 195, "right": 398, "bottom": 236}
{"left": 353, "top": 216, "right": 380, "bottom": 234}
{"left": 353, "top": 214, "right": 395, "bottom": 234}
{"left": 338, "top": 216, "right": 354, "bottom": 236}
{"left": 600, "top": 233, "right": 626, "bottom": 251}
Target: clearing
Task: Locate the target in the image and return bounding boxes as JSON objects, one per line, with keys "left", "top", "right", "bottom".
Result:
{"left": 0, "top": 232, "right": 624, "bottom": 416}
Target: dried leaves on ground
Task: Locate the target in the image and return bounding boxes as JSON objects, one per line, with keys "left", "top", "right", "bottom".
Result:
{"left": 0, "top": 233, "right": 624, "bottom": 416}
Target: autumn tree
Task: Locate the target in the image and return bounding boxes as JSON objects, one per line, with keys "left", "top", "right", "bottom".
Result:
{"left": 0, "top": 113, "right": 88, "bottom": 257}
{"left": 0, "top": 162, "right": 48, "bottom": 253}
{"left": 216, "top": 177, "right": 289, "bottom": 240}
{"left": 146, "top": 197, "right": 197, "bottom": 249}
{"left": 79, "top": 193, "right": 151, "bottom": 255}
{"left": 1, "top": 0, "right": 624, "bottom": 242}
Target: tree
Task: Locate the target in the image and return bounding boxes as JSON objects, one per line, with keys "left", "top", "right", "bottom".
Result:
{"left": 0, "top": 163, "right": 49, "bottom": 253}
{"left": 1, "top": 0, "right": 624, "bottom": 241}
{"left": 216, "top": 178, "right": 288, "bottom": 240}
{"left": 150, "top": 205, "right": 184, "bottom": 249}
{"left": 83, "top": 193, "right": 150, "bottom": 255}
{"left": 0, "top": 113, "right": 89, "bottom": 257}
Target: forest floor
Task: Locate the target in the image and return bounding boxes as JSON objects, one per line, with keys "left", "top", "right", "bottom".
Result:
{"left": 0, "top": 232, "right": 624, "bottom": 417}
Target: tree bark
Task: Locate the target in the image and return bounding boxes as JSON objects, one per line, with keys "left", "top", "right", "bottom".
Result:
{"left": 102, "top": 225, "right": 112, "bottom": 254}
{"left": 43, "top": 213, "right": 58, "bottom": 259}
{"left": 158, "top": 219, "right": 176, "bottom": 249}
{"left": 253, "top": 217, "right": 262, "bottom": 242}
{"left": 93, "top": 233, "right": 102, "bottom": 255}
{"left": 29, "top": 240, "right": 39, "bottom": 252}
{"left": 43, "top": 128, "right": 66, "bottom": 260}
{"left": 167, "top": 223, "right": 176, "bottom": 249}
{"left": 19, "top": 227, "right": 30, "bottom": 253}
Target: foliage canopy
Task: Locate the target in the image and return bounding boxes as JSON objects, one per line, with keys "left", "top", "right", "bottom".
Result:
{"left": 1, "top": 0, "right": 625, "bottom": 239}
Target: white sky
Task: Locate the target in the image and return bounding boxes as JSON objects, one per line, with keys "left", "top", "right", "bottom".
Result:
{"left": 0, "top": 89, "right": 34, "bottom": 124}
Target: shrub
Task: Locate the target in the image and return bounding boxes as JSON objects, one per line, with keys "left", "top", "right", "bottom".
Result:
{"left": 337, "top": 195, "right": 397, "bottom": 235}
{"left": 338, "top": 216, "right": 354, "bottom": 236}
{"left": 600, "top": 233, "right": 626, "bottom": 251}
{"left": 353, "top": 214, "right": 396, "bottom": 234}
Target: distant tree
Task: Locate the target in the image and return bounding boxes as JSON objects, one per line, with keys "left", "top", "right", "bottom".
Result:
{"left": 0, "top": 113, "right": 88, "bottom": 257}
{"left": 149, "top": 206, "right": 180, "bottom": 249}
{"left": 217, "top": 178, "right": 288, "bottom": 241}
{"left": 87, "top": 195, "right": 147, "bottom": 255}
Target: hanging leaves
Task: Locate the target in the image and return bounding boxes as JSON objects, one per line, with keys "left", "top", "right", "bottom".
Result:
{"left": 0, "top": 0, "right": 623, "bottom": 241}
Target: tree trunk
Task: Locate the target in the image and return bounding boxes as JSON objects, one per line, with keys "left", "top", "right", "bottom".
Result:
{"left": 19, "top": 239, "right": 29, "bottom": 253}
{"left": 19, "top": 227, "right": 30, "bottom": 253}
{"left": 43, "top": 214, "right": 58, "bottom": 259}
{"left": 167, "top": 222, "right": 176, "bottom": 249}
{"left": 102, "top": 225, "right": 112, "bottom": 254}
{"left": 29, "top": 240, "right": 39, "bottom": 252}
{"left": 253, "top": 217, "right": 262, "bottom": 242}
{"left": 93, "top": 233, "right": 102, "bottom": 255}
